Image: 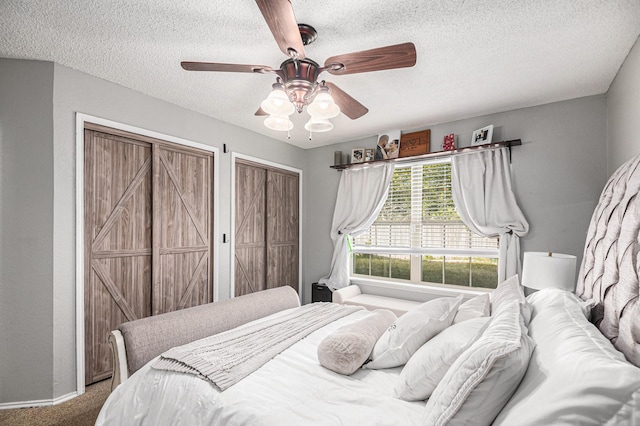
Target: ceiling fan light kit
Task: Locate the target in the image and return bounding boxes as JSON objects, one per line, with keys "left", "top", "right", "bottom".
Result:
{"left": 306, "top": 87, "right": 340, "bottom": 119}
{"left": 304, "top": 117, "right": 334, "bottom": 133}
{"left": 261, "top": 82, "right": 295, "bottom": 116}
{"left": 264, "top": 114, "right": 294, "bottom": 132}
{"left": 261, "top": 78, "right": 340, "bottom": 135}
{"left": 180, "top": 0, "right": 417, "bottom": 138}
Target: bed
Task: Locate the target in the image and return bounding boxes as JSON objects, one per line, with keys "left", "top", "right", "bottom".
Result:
{"left": 97, "top": 154, "right": 640, "bottom": 425}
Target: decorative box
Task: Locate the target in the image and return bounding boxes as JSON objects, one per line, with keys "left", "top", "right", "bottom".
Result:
{"left": 443, "top": 133, "right": 455, "bottom": 151}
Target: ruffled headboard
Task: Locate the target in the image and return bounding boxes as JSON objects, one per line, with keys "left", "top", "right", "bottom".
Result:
{"left": 576, "top": 154, "right": 640, "bottom": 367}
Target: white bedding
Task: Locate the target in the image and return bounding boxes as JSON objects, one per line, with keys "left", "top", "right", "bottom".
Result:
{"left": 97, "top": 289, "right": 640, "bottom": 425}
{"left": 96, "top": 309, "right": 424, "bottom": 426}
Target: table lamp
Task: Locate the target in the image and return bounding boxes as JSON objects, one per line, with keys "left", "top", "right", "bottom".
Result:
{"left": 522, "top": 252, "right": 577, "bottom": 292}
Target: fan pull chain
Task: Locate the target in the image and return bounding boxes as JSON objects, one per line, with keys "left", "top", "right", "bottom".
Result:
{"left": 308, "top": 130, "right": 313, "bottom": 141}
{"left": 287, "top": 129, "right": 291, "bottom": 140}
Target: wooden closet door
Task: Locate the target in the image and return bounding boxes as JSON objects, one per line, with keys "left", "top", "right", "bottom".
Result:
{"left": 84, "top": 130, "right": 153, "bottom": 384}
{"left": 152, "top": 144, "right": 213, "bottom": 314}
{"left": 84, "top": 125, "right": 214, "bottom": 385}
{"left": 235, "top": 163, "right": 267, "bottom": 296}
{"left": 235, "top": 160, "right": 299, "bottom": 297}
{"left": 266, "top": 170, "right": 299, "bottom": 291}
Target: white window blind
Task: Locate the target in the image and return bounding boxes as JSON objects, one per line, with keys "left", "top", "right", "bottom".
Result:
{"left": 354, "top": 161, "right": 498, "bottom": 254}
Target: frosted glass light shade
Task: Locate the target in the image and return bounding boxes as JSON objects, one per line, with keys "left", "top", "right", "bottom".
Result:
{"left": 264, "top": 115, "right": 293, "bottom": 131}
{"left": 304, "top": 117, "right": 333, "bottom": 133}
{"left": 307, "top": 92, "right": 340, "bottom": 119}
{"left": 261, "top": 88, "right": 295, "bottom": 116}
{"left": 522, "top": 252, "right": 577, "bottom": 292}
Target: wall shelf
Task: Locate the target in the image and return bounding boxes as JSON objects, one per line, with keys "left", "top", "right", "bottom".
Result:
{"left": 330, "top": 139, "right": 522, "bottom": 170}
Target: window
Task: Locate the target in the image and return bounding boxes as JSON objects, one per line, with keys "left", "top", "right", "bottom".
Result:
{"left": 352, "top": 160, "right": 499, "bottom": 289}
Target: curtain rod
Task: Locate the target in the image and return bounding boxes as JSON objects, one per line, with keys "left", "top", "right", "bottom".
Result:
{"left": 330, "top": 139, "right": 522, "bottom": 170}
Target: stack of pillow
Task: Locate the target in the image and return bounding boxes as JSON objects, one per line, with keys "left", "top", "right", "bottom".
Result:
{"left": 317, "top": 274, "right": 535, "bottom": 425}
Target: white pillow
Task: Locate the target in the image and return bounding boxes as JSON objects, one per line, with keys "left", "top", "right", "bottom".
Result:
{"left": 453, "top": 293, "right": 490, "bottom": 324}
{"left": 395, "top": 317, "right": 490, "bottom": 401}
{"left": 424, "top": 301, "right": 535, "bottom": 426}
{"left": 365, "top": 295, "right": 463, "bottom": 369}
{"left": 491, "top": 274, "right": 531, "bottom": 325}
{"left": 494, "top": 288, "right": 640, "bottom": 425}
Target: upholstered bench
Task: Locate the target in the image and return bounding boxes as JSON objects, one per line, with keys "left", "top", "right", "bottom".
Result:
{"left": 332, "top": 285, "right": 422, "bottom": 316}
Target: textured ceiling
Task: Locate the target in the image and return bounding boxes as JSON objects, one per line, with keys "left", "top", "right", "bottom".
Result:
{"left": 1, "top": 0, "right": 639, "bottom": 149}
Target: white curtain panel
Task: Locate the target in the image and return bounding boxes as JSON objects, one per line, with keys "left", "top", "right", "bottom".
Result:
{"left": 451, "top": 148, "right": 529, "bottom": 283}
{"left": 320, "top": 163, "right": 395, "bottom": 290}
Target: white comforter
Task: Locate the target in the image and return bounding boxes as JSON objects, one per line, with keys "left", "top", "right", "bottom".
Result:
{"left": 96, "top": 309, "right": 424, "bottom": 425}
{"left": 97, "top": 290, "right": 640, "bottom": 425}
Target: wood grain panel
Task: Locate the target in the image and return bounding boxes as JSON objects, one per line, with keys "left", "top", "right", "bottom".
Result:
{"left": 235, "top": 163, "right": 267, "bottom": 296}
{"left": 84, "top": 130, "right": 152, "bottom": 384}
{"left": 84, "top": 126, "right": 214, "bottom": 384}
{"left": 234, "top": 247, "right": 266, "bottom": 296}
{"left": 267, "top": 170, "right": 299, "bottom": 291}
{"left": 153, "top": 144, "right": 213, "bottom": 315}
{"left": 235, "top": 160, "right": 299, "bottom": 296}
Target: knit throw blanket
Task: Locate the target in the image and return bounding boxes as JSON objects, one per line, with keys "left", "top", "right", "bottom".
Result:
{"left": 151, "top": 302, "right": 362, "bottom": 390}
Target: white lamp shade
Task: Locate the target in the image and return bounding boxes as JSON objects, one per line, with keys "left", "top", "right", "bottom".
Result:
{"left": 522, "top": 252, "right": 577, "bottom": 292}
{"left": 304, "top": 117, "right": 333, "bottom": 133}
{"left": 261, "top": 88, "right": 295, "bottom": 116}
{"left": 264, "top": 115, "right": 293, "bottom": 131}
{"left": 306, "top": 92, "right": 340, "bottom": 119}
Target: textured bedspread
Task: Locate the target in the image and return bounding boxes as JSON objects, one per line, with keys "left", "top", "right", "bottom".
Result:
{"left": 96, "top": 308, "right": 425, "bottom": 426}
{"left": 152, "top": 302, "right": 361, "bottom": 390}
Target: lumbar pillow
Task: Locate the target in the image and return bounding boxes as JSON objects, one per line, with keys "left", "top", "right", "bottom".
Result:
{"left": 453, "top": 293, "right": 491, "bottom": 324}
{"left": 491, "top": 274, "right": 532, "bottom": 325}
{"left": 395, "top": 317, "right": 490, "bottom": 401}
{"left": 365, "top": 295, "right": 463, "bottom": 369}
{"left": 317, "top": 309, "right": 397, "bottom": 375}
{"left": 424, "top": 300, "right": 535, "bottom": 426}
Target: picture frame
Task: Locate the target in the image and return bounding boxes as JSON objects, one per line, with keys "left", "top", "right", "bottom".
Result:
{"left": 375, "top": 130, "right": 401, "bottom": 160}
{"left": 351, "top": 148, "right": 365, "bottom": 163}
{"left": 399, "top": 129, "right": 430, "bottom": 158}
{"left": 365, "top": 148, "right": 375, "bottom": 162}
{"left": 471, "top": 125, "right": 494, "bottom": 146}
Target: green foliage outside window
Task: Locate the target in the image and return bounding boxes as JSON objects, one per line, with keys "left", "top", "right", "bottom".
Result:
{"left": 354, "top": 254, "right": 498, "bottom": 289}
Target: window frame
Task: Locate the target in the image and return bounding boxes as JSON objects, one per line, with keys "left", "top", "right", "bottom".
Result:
{"left": 350, "top": 158, "right": 499, "bottom": 289}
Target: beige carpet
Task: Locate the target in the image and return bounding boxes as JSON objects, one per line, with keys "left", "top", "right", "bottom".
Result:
{"left": 0, "top": 379, "right": 111, "bottom": 426}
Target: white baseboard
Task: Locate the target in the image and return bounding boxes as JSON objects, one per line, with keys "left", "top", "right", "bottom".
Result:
{"left": 0, "top": 391, "right": 78, "bottom": 410}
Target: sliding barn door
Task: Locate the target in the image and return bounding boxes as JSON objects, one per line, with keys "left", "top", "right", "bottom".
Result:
{"left": 152, "top": 144, "right": 213, "bottom": 314}
{"left": 84, "top": 125, "right": 214, "bottom": 385}
{"left": 235, "top": 163, "right": 267, "bottom": 296}
{"left": 235, "top": 160, "right": 299, "bottom": 297}
{"left": 84, "top": 130, "right": 153, "bottom": 384}
{"left": 266, "top": 170, "right": 299, "bottom": 290}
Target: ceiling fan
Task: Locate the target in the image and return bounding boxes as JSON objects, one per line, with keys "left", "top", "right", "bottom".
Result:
{"left": 181, "top": 0, "right": 417, "bottom": 133}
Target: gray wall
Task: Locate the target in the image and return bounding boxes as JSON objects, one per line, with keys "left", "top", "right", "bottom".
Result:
{"left": 607, "top": 35, "right": 640, "bottom": 173}
{"left": 0, "top": 60, "right": 55, "bottom": 402}
{"left": 304, "top": 96, "right": 608, "bottom": 302}
{"left": 1, "top": 58, "right": 307, "bottom": 403}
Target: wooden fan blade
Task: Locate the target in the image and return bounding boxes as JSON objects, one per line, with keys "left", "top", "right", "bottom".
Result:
{"left": 255, "top": 107, "right": 268, "bottom": 116}
{"left": 326, "top": 82, "right": 368, "bottom": 120}
{"left": 255, "top": 0, "right": 306, "bottom": 59}
{"left": 324, "top": 42, "right": 416, "bottom": 75}
{"left": 181, "top": 62, "right": 274, "bottom": 73}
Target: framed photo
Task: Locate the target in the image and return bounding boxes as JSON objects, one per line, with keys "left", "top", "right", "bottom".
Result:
{"left": 471, "top": 125, "right": 494, "bottom": 146}
{"left": 351, "top": 148, "right": 365, "bottom": 163}
{"left": 375, "top": 130, "right": 401, "bottom": 160}
{"left": 399, "top": 129, "right": 430, "bottom": 158}
{"left": 365, "top": 148, "right": 375, "bottom": 162}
